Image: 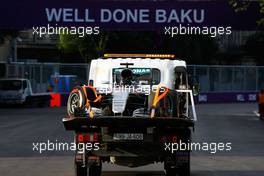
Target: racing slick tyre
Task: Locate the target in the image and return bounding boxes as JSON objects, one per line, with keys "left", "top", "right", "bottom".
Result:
{"left": 67, "top": 86, "right": 86, "bottom": 117}
{"left": 75, "top": 162, "right": 87, "bottom": 176}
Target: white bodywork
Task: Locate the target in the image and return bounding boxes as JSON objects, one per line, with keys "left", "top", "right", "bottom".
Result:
{"left": 89, "top": 58, "right": 187, "bottom": 90}
{"left": 89, "top": 57, "right": 197, "bottom": 121}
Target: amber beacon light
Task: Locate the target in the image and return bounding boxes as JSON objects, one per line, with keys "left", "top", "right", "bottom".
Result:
{"left": 103, "top": 54, "right": 175, "bottom": 58}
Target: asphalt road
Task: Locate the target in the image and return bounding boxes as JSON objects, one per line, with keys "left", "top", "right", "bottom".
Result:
{"left": 0, "top": 103, "right": 264, "bottom": 176}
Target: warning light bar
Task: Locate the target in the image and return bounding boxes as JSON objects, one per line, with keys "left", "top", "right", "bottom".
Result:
{"left": 103, "top": 54, "right": 175, "bottom": 58}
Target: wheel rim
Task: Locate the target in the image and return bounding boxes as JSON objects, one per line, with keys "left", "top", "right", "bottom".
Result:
{"left": 70, "top": 93, "right": 80, "bottom": 112}
{"left": 67, "top": 89, "right": 84, "bottom": 116}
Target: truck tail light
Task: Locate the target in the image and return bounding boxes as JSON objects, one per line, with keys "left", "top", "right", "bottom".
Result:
{"left": 77, "top": 133, "right": 99, "bottom": 143}
{"left": 160, "top": 135, "right": 178, "bottom": 143}
{"left": 93, "top": 133, "right": 99, "bottom": 142}
{"left": 77, "top": 134, "right": 89, "bottom": 142}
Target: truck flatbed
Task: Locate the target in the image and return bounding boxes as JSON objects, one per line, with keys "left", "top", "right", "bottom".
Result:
{"left": 63, "top": 116, "right": 194, "bottom": 131}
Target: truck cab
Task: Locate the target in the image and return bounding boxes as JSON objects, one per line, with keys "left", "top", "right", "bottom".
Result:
{"left": 0, "top": 78, "right": 32, "bottom": 104}
{"left": 0, "top": 78, "right": 51, "bottom": 106}
{"left": 89, "top": 54, "right": 187, "bottom": 91}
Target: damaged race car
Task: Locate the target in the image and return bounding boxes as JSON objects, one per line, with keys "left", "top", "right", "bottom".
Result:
{"left": 63, "top": 54, "right": 198, "bottom": 176}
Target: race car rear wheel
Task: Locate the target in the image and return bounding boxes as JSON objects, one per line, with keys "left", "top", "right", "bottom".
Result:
{"left": 156, "top": 92, "right": 177, "bottom": 117}
{"left": 67, "top": 86, "right": 86, "bottom": 117}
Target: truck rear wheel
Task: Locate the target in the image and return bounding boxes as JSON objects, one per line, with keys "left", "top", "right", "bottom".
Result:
{"left": 164, "top": 152, "right": 190, "bottom": 176}
{"left": 88, "top": 164, "right": 102, "bottom": 176}
{"left": 75, "top": 161, "right": 102, "bottom": 176}
{"left": 75, "top": 162, "right": 87, "bottom": 176}
{"left": 165, "top": 164, "right": 190, "bottom": 176}
{"left": 178, "top": 163, "right": 190, "bottom": 176}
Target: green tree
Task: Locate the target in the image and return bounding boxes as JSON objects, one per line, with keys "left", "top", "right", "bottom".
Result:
{"left": 159, "top": 34, "right": 218, "bottom": 64}
{"left": 229, "top": 0, "right": 264, "bottom": 25}
{"left": 0, "top": 29, "right": 18, "bottom": 45}
{"left": 59, "top": 32, "right": 110, "bottom": 63}
{"left": 58, "top": 31, "right": 157, "bottom": 63}
{"left": 58, "top": 31, "right": 217, "bottom": 64}
{"left": 245, "top": 31, "right": 264, "bottom": 64}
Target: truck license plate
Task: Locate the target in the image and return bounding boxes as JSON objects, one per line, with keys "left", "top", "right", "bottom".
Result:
{"left": 113, "top": 133, "right": 144, "bottom": 140}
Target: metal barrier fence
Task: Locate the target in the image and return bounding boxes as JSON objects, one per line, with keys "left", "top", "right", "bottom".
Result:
{"left": 5, "top": 63, "right": 90, "bottom": 93}
{"left": 4, "top": 63, "right": 264, "bottom": 93}
{"left": 188, "top": 65, "right": 264, "bottom": 92}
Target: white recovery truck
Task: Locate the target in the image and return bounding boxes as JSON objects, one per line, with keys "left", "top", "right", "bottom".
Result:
{"left": 0, "top": 78, "right": 51, "bottom": 106}
{"left": 63, "top": 54, "right": 198, "bottom": 176}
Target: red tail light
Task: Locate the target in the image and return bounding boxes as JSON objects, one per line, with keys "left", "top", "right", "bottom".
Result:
{"left": 77, "top": 134, "right": 99, "bottom": 142}
{"left": 93, "top": 133, "right": 99, "bottom": 142}
{"left": 172, "top": 135, "right": 177, "bottom": 143}
{"left": 160, "top": 135, "right": 178, "bottom": 143}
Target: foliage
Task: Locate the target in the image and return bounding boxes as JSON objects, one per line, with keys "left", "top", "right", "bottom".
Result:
{"left": 58, "top": 31, "right": 218, "bottom": 64}
{"left": 228, "top": 0, "right": 264, "bottom": 25}
{"left": 245, "top": 32, "right": 264, "bottom": 64}
{"left": 0, "top": 29, "right": 18, "bottom": 45}
{"left": 59, "top": 32, "right": 110, "bottom": 62}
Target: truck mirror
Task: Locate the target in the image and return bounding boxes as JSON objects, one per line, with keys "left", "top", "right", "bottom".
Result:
{"left": 192, "top": 84, "right": 200, "bottom": 96}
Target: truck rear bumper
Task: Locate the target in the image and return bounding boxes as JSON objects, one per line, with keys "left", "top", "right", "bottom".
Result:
{"left": 64, "top": 116, "right": 192, "bottom": 163}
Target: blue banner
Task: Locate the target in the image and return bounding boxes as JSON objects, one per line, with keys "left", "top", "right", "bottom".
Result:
{"left": 0, "top": 1, "right": 262, "bottom": 30}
